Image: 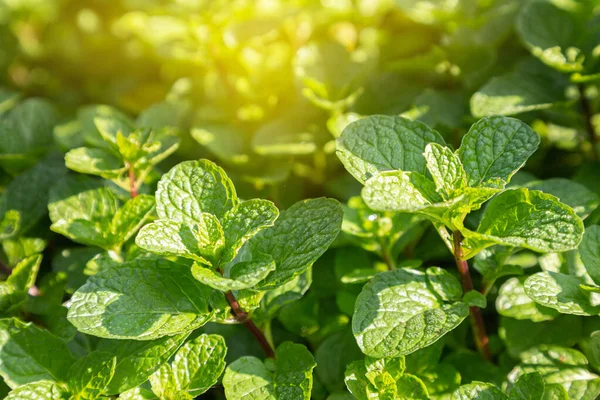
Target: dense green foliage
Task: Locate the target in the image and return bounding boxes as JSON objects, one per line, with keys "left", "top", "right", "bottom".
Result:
{"left": 1, "top": 0, "right": 600, "bottom": 399}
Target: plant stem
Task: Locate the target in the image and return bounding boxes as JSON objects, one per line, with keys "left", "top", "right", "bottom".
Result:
{"left": 579, "top": 84, "right": 598, "bottom": 161}
{"left": 127, "top": 163, "right": 138, "bottom": 198}
{"left": 382, "top": 246, "right": 396, "bottom": 271}
{"left": 225, "top": 290, "right": 275, "bottom": 359}
{"left": 452, "top": 231, "right": 492, "bottom": 361}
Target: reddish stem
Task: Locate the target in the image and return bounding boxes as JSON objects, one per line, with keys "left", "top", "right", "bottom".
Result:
{"left": 127, "top": 166, "right": 138, "bottom": 198}
{"left": 453, "top": 231, "right": 492, "bottom": 361}
{"left": 225, "top": 291, "right": 275, "bottom": 359}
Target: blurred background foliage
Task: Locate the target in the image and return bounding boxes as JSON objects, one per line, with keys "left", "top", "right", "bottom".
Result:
{"left": 2, "top": 0, "right": 597, "bottom": 207}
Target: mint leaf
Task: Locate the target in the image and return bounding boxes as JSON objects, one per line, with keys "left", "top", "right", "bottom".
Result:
{"left": 579, "top": 225, "right": 600, "bottom": 285}
{"left": 65, "top": 147, "right": 125, "bottom": 179}
{"left": 250, "top": 198, "right": 343, "bottom": 289}
{"left": 7, "top": 254, "right": 41, "bottom": 292}
{"left": 68, "top": 351, "right": 116, "bottom": 400}
{"left": 223, "top": 342, "right": 316, "bottom": 400}
{"left": 191, "top": 255, "right": 276, "bottom": 292}
{"left": 424, "top": 143, "right": 467, "bottom": 199}
{"left": 517, "top": 1, "right": 584, "bottom": 72}
{"left": 524, "top": 272, "right": 599, "bottom": 316}
{"left": 508, "top": 372, "right": 544, "bottom": 400}
{"left": 221, "top": 199, "right": 279, "bottom": 262}
{"left": 527, "top": 178, "right": 599, "bottom": 219}
{"left": 136, "top": 214, "right": 224, "bottom": 265}
{"left": 0, "top": 318, "right": 75, "bottom": 387}
{"left": 110, "top": 194, "right": 155, "bottom": 245}
{"left": 463, "top": 291, "right": 487, "bottom": 308}
{"left": 352, "top": 268, "right": 468, "bottom": 358}
{"left": 5, "top": 381, "right": 67, "bottom": 400}
{"left": 98, "top": 333, "right": 190, "bottom": 395}
{"left": 470, "top": 189, "right": 584, "bottom": 254}
{"left": 337, "top": 115, "right": 445, "bottom": 184}
{"left": 457, "top": 116, "right": 540, "bottom": 188}
{"left": 426, "top": 267, "right": 463, "bottom": 302}
{"left": 156, "top": 160, "right": 238, "bottom": 223}
{"left": 496, "top": 277, "right": 558, "bottom": 322}
{"left": 453, "top": 382, "right": 507, "bottom": 399}
{"left": 149, "top": 334, "right": 227, "bottom": 398}
{"left": 67, "top": 259, "right": 213, "bottom": 340}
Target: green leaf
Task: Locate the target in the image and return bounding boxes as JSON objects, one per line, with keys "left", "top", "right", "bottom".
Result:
{"left": 424, "top": 143, "right": 467, "bottom": 199}
{"left": 110, "top": 194, "right": 155, "bottom": 245}
{"left": 250, "top": 198, "right": 343, "bottom": 289}
{"left": 579, "top": 225, "right": 600, "bottom": 285}
{"left": 508, "top": 372, "right": 544, "bottom": 400}
{"left": 136, "top": 214, "right": 224, "bottom": 265}
{"left": 0, "top": 318, "right": 75, "bottom": 387}
{"left": 468, "top": 189, "right": 584, "bottom": 254}
{"left": 496, "top": 277, "right": 558, "bottom": 322}
{"left": 5, "top": 380, "right": 67, "bottom": 400}
{"left": 524, "top": 272, "right": 599, "bottom": 316}
{"left": 452, "top": 382, "right": 507, "bottom": 400}
{"left": 221, "top": 199, "right": 279, "bottom": 262}
{"left": 156, "top": 159, "right": 238, "bottom": 223}
{"left": 315, "top": 330, "right": 363, "bottom": 393}
{"left": 352, "top": 268, "right": 468, "bottom": 358}
{"left": 337, "top": 115, "right": 445, "bottom": 184}
{"left": 149, "top": 334, "right": 227, "bottom": 398}
{"left": 65, "top": 147, "right": 125, "bottom": 179}
{"left": 223, "top": 342, "right": 316, "bottom": 400}
{"left": 470, "top": 58, "right": 567, "bottom": 117}
{"left": 98, "top": 333, "right": 190, "bottom": 395}
{"left": 191, "top": 256, "right": 276, "bottom": 292}
{"left": 0, "top": 99, "right": 58, "bottom": 173}
{"left": 2, "top": 237, "right": 46, "bottom": 267}
{"left": 463, "top": 291, "right": 487, "bottom": 308}
{"left": 457, "top": 116, "right": 540, "bottom": 189}
{"left": 68, "top": 351, "right": 116, "bottom": 400}
{"left": 0, "top": 155, "right": 67, "bottom": 237}
{"left": 527, "top": 179, "right": 599, "bottom": 219}
{"left": 7, "top": 254, "right": 41, "bottom": 292}
{"left": 517, "top": 1, "right": 585, "bottom": 72}
{"left": 67, "top": 258, "right": 213, "bottom": 340}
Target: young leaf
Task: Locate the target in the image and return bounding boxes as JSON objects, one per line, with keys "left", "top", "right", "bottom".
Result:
{"left": 136, "top": 214, "right": 225, "bottom": 265}
{"left": 337, "top": 115, "right": 445, "bottom": 184}
{"left": 352, "top": 268, "right": 469, "bottom": 358}
{"left": 65, "top": 147, "right": 126, "bottom": 179}
{"left": 453, "top": 382, "right": 507, "bottom": 399}
{"left": 0, "top": 318, "right": 75, "bottom": 387}
{"left": 424, "top": 143, "right": 467, "bottom": 199}
{"left": 68, "top": 351, "right": 116, "bottom": 400}
{"left": 221, "top": 199, "right": 279, "bottom": 263}
{"left": 110, "top": 194, "right": 155, "bottom": 245}
{"left": 156, "top": 159, "right": 238, "bottom": 223}
{"left": 67, "top": 258, "right": 213, "bottom": 340}
{"left": 149, "top": 334, "right": 227, "bottom": 398}
{"left": 223, "top": 342, "right": 316, "bottom": 400}
{"left": 191, "top": 256, "right": 276, "bottom": 292}
{"left": 249, "top": 198, "right": 343, "bottom": 289}
{"left": 457, "top": 116, "right": 540, "bottom": 189}
{"left": 6, "top": 254, "right": 41, "bottom": 292}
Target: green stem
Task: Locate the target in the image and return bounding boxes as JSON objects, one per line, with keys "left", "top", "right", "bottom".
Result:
{"left": 452, "top": 231, "right": 492, "bottom": 361}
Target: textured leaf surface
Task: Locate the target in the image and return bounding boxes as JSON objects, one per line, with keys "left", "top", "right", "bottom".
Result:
{"left": 524, "top": 272, "right": 599, "bottom": 316}
{"left": 221, "top": 199, "right": 279, "bottom": 262}
{"left": 67, "top": 259, "right": 213, "bottom": 340}
{"left": 223, "top": 342, "right": 316, "bottom": 400}
{"left": 452, "top": 382, "right": 507, "bottom": 399}
{"left": 110, "top": 194, "right": 155, "bottom": 245}
{"left": 457, "top": 116, "right": 539, "bottom": 188}
{"left": 65, "top": 147, "right": 125, "bottom": 178}
{"left": 150, "top": 334, "right": 226, "bottom": 398}
{"left": 337, "top": 115, "right": 445, "bottom": 183}
{"left": 496, "top": 278, "right": 558, "bottom": 322}
{"left": 508, "top": 372, "right": 544, "bottom": 400}
{"left": 473, "top": 189, "right": 584, "bottom": 253}
{"left": 68, "top": 351, "right": 116, "bottom": 400}
{"left": 191, "top": 256, "right": 276, "bottom": 292}
{"left": 98, "top": 333, "right": 190, "bottom": 395}
{"left": 527, "top": 179, "right": 599, "bottom": 219}
{"left": 5, "top": 381, "right": 67, "bottom": 400}
{"left": 352, "top": 268, "right": 468, "bottom": 358}
{"left": 0, "top": 318, "right": 75, "bottom": 387}
{"left": 424, "top": 143, "right": 467, "bottom": 199}
{"left": 250, "top": 198, "right": 342, "bottom": 289}
{"left": 156, "top": 160, "right": 238, "bottom": 223}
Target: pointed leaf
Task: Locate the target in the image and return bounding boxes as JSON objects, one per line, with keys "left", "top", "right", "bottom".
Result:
{"left": 68, "top": 351, "right": 116, "bottom": 400}
{"left": 424, "top": 143, "right": 467, "bottom": 199}
{"left": 192, "top": 255, "right": 276, "bottom": 292}
{"left": 524, "top": 272, "right": 599, "bottom": 316}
